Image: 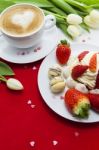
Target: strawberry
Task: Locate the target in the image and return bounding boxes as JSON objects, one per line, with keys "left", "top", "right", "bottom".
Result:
{"left": 72, "top": 65, "right": 88, "bottom": 80}
{"left": 95, "top": 71, "right": 99, "bottom": 89}
{"left": 65, "top": 89, "right": 90, "bottom": 118}
{"left": 78, "top": 51, "right": 89, "bottom": 61}
{"left": 56, "top": 40, "right": 71, "bottom": 65}
{"left": 89, "top": 53, "right": 97, "bottom": 72}
{"left": 88, "top": 93, "right": 99, "bottom": 112}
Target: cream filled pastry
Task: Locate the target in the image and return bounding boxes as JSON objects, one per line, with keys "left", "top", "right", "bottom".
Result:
{"left": 77, "top": 52, "right": 99, "bottom": 89}
{"left": 64, "top": 51, "right": 99, "bottom": 90}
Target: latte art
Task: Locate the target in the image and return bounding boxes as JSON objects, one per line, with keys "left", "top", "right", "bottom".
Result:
{"left": 12, "top": 10, "right": 35, "bottom": 29}
{"left": 0, "top": 5, "right": 44, "bottom": 36}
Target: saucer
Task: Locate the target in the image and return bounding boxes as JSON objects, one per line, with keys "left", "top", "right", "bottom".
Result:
{"left": 0, "top": 26, "right": 58, "bottom": 64}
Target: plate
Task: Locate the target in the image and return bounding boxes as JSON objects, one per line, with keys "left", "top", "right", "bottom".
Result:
{"left": 38, "top": 43, "right": 99, "bottom": 123}
{"left": 0, "top": 26, "right": 58, "bottom": 64}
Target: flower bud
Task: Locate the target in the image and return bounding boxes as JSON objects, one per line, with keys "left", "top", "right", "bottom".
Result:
{"left": 84, "top": 15, "right": 99, "bottom": 29}
{"left": 67, "top": 14, "right": 82, "bottom": 25}
{"left": 6, "top": 78, "right": 24, "bottom": 90}
{"left": 67, "top": 25, "right": 81, "bottom": 38}
{"left": 90, "top": 10, "right": 99, "bottom": 22}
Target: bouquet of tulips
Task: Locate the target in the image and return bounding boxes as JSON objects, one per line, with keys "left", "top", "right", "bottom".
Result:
{"left": 0, "top": 0, "right": 99, "bottom": 39}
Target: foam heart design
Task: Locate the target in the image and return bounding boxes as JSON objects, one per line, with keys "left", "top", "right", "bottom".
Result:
{"left": 12, "top": 11, "right": 34, "bottom": 28}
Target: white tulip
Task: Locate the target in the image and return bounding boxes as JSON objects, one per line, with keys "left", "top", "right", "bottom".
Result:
{"left": 84, "top": 15, "right": 99, "bottom": 29}
{"left": 90, "top": 10, "right": 99, "bottom": 22}
{"left": 6, "top": 78, "right": 24, "bottom": 90}
{"left": 67, "top": 25, "right": 81, "bottom": 38}
{"left": 67, "top": 14, "right": 82, "bottom": 25}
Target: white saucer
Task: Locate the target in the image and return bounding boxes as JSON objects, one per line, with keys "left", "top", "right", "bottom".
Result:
{"left": 0, "top": 26, "right": 58, "bottom": 64}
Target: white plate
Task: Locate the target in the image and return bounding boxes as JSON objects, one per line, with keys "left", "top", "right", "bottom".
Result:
{"left": 38, "top": 43, "right": 99, "bottom": 123}
{"left": 0, "top": 26, "right": 58, "bottom": 64}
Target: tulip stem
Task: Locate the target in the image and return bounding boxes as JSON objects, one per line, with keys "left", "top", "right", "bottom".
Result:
{"left": 0, "top": 75, "right": 7, "bottom": 82}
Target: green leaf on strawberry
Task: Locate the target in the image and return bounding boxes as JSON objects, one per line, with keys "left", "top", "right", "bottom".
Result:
{"left": 56, "top": 40, "right": 71, "bottom": 65}
{"left": 65, "top": 88, "right": 90, "bottom": 118}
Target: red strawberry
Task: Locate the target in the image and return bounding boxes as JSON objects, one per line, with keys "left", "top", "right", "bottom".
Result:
{"left": 95, "top": 71, "right": 99, "bottom": 89}
{"left": 89, "top": 53, "right": 97, "bottom": 72}
{"left": 56, "top": 40, "right": 71, "bottom": 65}
{"left": 78, "top": 51, "right": 89, "bottom": 61}
{"left": 88, "top": 93, "right": 99, "bottom": 112}
{"left": 65, "top": 89, "right": 90, "bottom": 118}
{"left": 72, "top": 65, "right": 88, "bottom": 80}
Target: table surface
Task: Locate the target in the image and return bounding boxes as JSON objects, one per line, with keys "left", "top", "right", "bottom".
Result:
{"left": 0, "top": 29, "right": 99, "bottom": 150}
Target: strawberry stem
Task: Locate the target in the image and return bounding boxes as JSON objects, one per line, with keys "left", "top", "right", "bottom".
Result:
{"left": 0, "top": 74, "right": 7, "bottom": 82}
{"left": 78, "top": 107, "right": 88, "bottom": 118}
{"left": 60, "top": 39, "right": 69, "bottom": 46}
{"left": 74, "top": 103, "right": 90, "bottom": 118}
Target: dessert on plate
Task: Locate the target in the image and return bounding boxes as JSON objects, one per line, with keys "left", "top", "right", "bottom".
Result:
{"left": 48, "top": 40, "right": 99, "bottom": 118}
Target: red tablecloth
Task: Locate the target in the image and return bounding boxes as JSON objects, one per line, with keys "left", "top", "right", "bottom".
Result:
{"left": 0, "top": 59, "right": 99, "bottom": 150}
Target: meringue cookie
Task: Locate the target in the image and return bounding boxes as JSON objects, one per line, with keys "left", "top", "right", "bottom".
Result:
{"left": 75, "top": 83, "right": 88, "bottom": 94}
{"left": 66, "top": 77, "right": 77, "bottom": 88}
{"left": 63, "top": 66, "right": 71, "bottom": 79}
{"left": 48, "top": 64, "right": 62, "bottom": 79}
{"left": 50, "top": 76, "right": 65, "bottom": 93}
{"left": 90, "top": 89, "right": 99, "bottom": 94}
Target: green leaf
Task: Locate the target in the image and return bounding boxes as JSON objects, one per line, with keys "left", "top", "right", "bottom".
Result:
{"left": 0, "top": 0, "right": 53, "bottom": 12}
{"left": 0, "top": 61, "right": 15, "bottom": 76}
{"left": 75, "top": 0, "right": 99, "bottom": 5}
{"left": 90, "top": 4, "right": 99, "bottom": 9}
{"left": 0, "top": 0, "right": 15, "bottom": 12}
{"left": 11, "top": 0, "right": 53, "bottom": 8}
{"left": 0, "top": 75, "right": 7, "bottom": 82}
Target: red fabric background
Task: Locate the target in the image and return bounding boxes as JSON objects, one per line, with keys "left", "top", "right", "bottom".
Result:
{"left": 0, "top": 58, "right": 99, "bottom": 150}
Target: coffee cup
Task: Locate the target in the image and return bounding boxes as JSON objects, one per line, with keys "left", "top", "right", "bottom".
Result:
{"left": 0, "top": 3, "right": 56, "bottom": 48}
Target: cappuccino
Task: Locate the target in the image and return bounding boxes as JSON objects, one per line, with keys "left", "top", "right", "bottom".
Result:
{"left": 0, "top": 5, "right": 44, "bottom": 36}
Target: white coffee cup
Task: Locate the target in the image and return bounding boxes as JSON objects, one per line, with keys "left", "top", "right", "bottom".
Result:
{"left": 0, "top": 3, "right": 56, "bottom": 48}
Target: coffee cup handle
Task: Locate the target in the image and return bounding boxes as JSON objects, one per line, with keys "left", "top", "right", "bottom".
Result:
{"left": 44, "top": 15, "right": 56, "bottom": 30}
